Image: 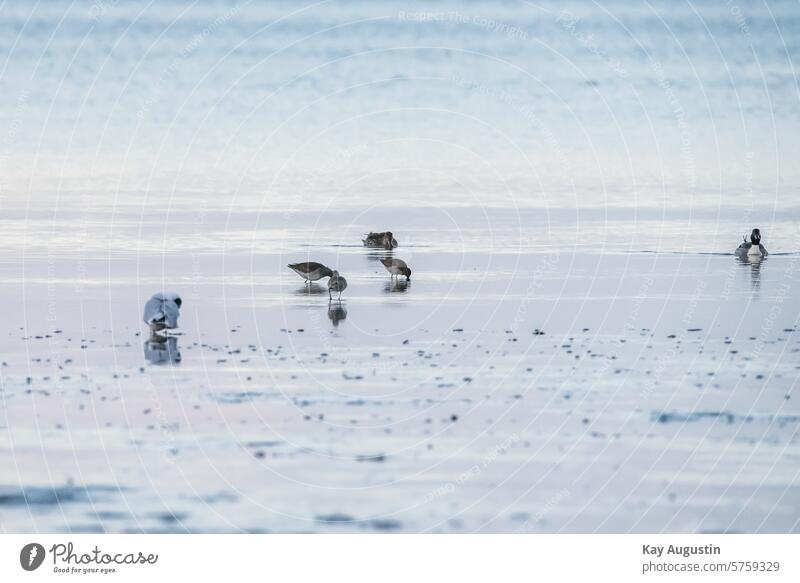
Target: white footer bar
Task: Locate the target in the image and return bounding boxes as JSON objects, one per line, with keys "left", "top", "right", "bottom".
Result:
{"left": 1, "top": 534, "right": 797, "bottom": 582}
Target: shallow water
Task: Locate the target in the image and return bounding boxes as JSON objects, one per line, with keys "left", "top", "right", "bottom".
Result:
{"left": 1, "top": 198, "right": 799, "bottom": 533}
{"left": 2, "top": 0, "right": 800, "bottom": 533}
{"left": 2, "top": 0, "right": 800, "bottom": 201}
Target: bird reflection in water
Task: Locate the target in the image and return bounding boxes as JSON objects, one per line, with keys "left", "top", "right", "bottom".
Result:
{"left": 365, "top": 248, "right": 394, "bottom": 266}
{"left": 294, "top": 283, "right": 327, "bottom": 296}
{"left": 736, "top": 254, "right": 763, "bottom": 292}
{"left": 144, "top": 335, "right": 181, "bottom": 365}
{"left": 384, "top": 279, "right": 410, "bottom": 294}
{"left": 328, "top": 300, "right": 347, "bottom": 326}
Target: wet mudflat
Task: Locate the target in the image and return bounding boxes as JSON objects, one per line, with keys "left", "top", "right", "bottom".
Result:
{"left": 1, "top": 204, "right": 798, "bottom": 533}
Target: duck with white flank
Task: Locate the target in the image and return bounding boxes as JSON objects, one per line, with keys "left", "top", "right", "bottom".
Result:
{"left": 735, "top": 228, "right": 768, "bottom": 259}
{"left": 143, "top": 292, "right": 182, "bottom": 335}
{"left": 328, "top": 270, "right": 348, "bottom": 300}
{"left": 287, "top": 262, "right": 334, "bottom": 284}
{"left": 362, "top": 231, "right": 398, "bottom": 249}
{"left": 380, "top": 257, "right": 412, "bottom": 281}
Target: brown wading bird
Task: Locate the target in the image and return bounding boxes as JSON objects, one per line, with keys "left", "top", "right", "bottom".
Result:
{"left": 362, "top": 231, "right": 398, "bottom": 249}
{"left": 287, "top": 262, "right": 334, "bottom": 284}
{"left": 380, "top": 257, "right": 412, "bottom": 280}
{"left": 328, "top": 270, "right": 348, "bottom": 300}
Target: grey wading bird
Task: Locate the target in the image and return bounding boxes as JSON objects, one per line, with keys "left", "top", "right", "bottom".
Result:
{"left": 380, "top": 257, "right": 412, "bottom": 280}
{"left": 287, "top": 262, "right": 334, "bottom": 284}
{"left": 328, "top": 270, "right": 348, "bottom": 300}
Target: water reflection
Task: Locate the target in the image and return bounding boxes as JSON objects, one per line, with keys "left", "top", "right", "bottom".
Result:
{"left": 328, "top": 300, "right": 347, "bottom": 326}
{"left": 144, "top": 335, "right": 181, "bottom": 365}
{"left": 736, "top": 254, "right": 763, "bottom": 292}
{"left": 293, "top": 283, "right": 327, "bottom": 296}
{"left": 365, "top": 248, "right": 394, "bottom": 264}
{"left": 384, "top": 279, "right": 410, "bottom": 293}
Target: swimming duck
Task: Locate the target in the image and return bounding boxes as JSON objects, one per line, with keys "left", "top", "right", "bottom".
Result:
{"left": 328, "top": 270, "right": 348, "bottom": 300}
{"left": 287, "top": 262, "right": 333, "bottom": 283}
{"left": 380, "top": 257, "right": 411, "bottom": 280}
{"left": 362, "top": 231, "right": 398, "bottom": 249}
{"left": 143, "top": 292, "right": 182, "bottom": 334}
{"left": 735, "top": 228, "right": 768, "bottom": 259}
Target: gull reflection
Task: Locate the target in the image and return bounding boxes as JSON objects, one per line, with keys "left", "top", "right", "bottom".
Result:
{"left": 144, "top": 335, "right": 181, "bottom": 365}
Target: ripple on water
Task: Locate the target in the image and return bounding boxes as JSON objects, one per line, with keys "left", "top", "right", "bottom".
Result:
{"left": 653, "top": 411, "right": 800, "bottom": 427}
{"left": 208, "top": 391, "right": 282, "bottom": 404}
{"left": 0, "top": 484, "right": 126, "bottom": 507}
{"left": 315, "top": 513, "right": 355, "bottom": 524}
